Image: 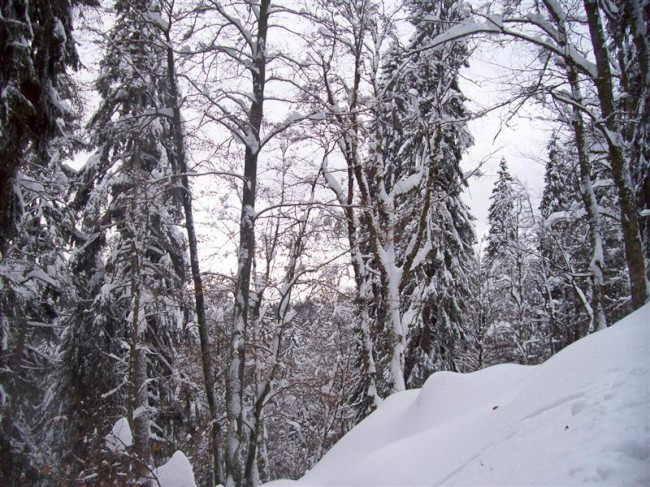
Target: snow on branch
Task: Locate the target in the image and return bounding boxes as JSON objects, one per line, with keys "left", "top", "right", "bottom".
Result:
{"left": 409, "top": 14, "right": 598, "bottom": 80}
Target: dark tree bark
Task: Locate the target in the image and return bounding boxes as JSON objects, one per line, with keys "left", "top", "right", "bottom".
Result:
{"left": 163, "top": 22, "right": 225, "bottom": 487}
{"left": 583, "top": 0, "right": 649, "bottom": 309}
{"left": 225, "top": 1, "right": 271, "bottom": 485}
{"left": 543, "top": 0, "right": 607, "bottom": 330}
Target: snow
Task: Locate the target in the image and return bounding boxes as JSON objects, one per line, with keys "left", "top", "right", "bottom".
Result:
{"left": 146, "top": 11, "right": 169, "bottom": 30}
{"left": 106, "top": 421, "right": 195, "bottom": 485}
{"left": 151, "top": 451, "right": 197, "bottom": 487}
{"left": 309, "top": 109, "right": 327, "bottom": 121}
{"left": 265, "top": 304, "right": 650, "bottom": 486}
{"left": 105, "top": 417, "right": 133, "bottom": 452}
{"left": 25, "top": 269, "right": 58, "bottom": 287}
{"left": 318, "top": 26, "right": 333, "bottom": 37}
{"left": 52, "top": 18, "right": 67, "bottom": 42}
{"left": 241, "top": 129, "right": 260, "bottom": 154}
{"left": 391, "top": 171, "right": 423, "bottom": 198}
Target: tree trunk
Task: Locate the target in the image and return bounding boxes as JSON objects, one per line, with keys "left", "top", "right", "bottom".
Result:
{"left": 164, "top": 36, "right": 224, "bottom": 485}
{"left": 226, "top": 2, "right": 270, "bottom": 485}
{"left": 128, "top": 180, "right": 152, "bottom": 478}
{"left": 583, "top": 0, "right": 649, "bottom": 309}
{"left": 321, "top": 69, "right": 381, "bottom": 415}
{"left": 570, "top": 100, "right": 607, "bottom": 331}
{"left": 542, "top": 0, "right": 608, "bottom": 331}
{"left": 621, "top": 0, "right": 650, "bottom": 269}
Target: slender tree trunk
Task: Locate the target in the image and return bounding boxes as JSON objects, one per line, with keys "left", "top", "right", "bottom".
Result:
{"left": 570, "top": 103, "right": 607, "bottom": 331}
{"left": 346, "top": 123, "right": 406, "bottom": 393}
{"left": 383, "top": 266, "right": 406, "bottom": 392}
{"left": 566, "top": 71, "right": 607, "bottom": 331}
{"left": 583, "top": 0, "right": 649, "bottom": 309}
{"left": 356, "top": 280, "right": 381, "bottom": 410}
{"left": 542, "top": 0, "right": 608, "bottom": 331}
{"left": 317, "top": 0, "right": 389, "bottom": 402}
{"left": 243, "top": 169, "right": 320, "bottom": 484}
{"left": 323, "top": 156, "right": 381, "bottom": 414}
{"left": 227, "top": 2, "right": 270, "bottom": 485}
{"left": 621, "top": 0, "right": 650, "bottom": 268}
{"left": 128, "top": 167, "right": 152, "bottom": 478}
{"left": 164, "top": 37, "right": 224, "bottom": 485}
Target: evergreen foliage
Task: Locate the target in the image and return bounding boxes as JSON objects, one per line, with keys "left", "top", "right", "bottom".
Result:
{"left": 538, "top": 138, "right": 591, "bottom": 352}
{"left": 53, "top": 0, "right": 190, "bottom": 480}
{"left": 0, "top": 0, "right": 94, "bottom": 482}
{"left": 391, "top": 0, "right": 476, "bottom": 384}
{"left": 484, "top": 158, "right": 541, "bottom": 364}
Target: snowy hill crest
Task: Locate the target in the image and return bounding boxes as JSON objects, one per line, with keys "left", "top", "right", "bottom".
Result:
{"left": 266, "top": 304, "right": 650, "bottom": 486}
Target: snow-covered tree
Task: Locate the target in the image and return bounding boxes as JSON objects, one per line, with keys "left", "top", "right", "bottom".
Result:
{"left": 486, "top": 159, "right": 517, "bottom": 261}
{"left": 602, "top": 0, "right": 650, "bottom": 273}
{"left": 484, "top": 158, "right": 539, "bottom": 363}
{"left": 538, "top": 138, "right": 593, "bottom": 351}
{"left": 54, "top": 0, "right": 190, "bottom": 480}
{"left": 312, "top": 0, "right": 475, "bottom": 409}
{"left": 0, "top": 0, "right": 92, "bottom": 482}
{"left": 307, "top": 0, "right": 386, "bottom": 420}
{"left": 581, "top": 0, "right": 648, "bottom": 308}
{"left": 380, "top": 0, "right": 476, "bottom": 385}
{"left": 415, "top": 0, "right": 648, "bottom": 308}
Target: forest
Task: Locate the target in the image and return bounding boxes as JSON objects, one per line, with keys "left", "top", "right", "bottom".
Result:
{"left": 0, "top": 0, "right": 648, "bottom": 485}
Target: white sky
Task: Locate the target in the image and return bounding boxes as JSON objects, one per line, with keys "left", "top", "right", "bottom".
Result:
{"left": 459, "top": 38, "right": 550, "bottom": 243}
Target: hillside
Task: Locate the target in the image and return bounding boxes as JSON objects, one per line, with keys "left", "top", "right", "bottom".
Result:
{"left": 266, "top": 304, "right": 650, "bottom": 486}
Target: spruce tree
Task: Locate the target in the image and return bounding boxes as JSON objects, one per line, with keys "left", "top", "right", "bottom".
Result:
{"left": 54, "top": 0, "right": 189, "bottom": 480}
{"left": 538, "top": 138, "right": 591, "bottom": 351}
{"left": 0, "top": 0, "right": 94, "bottom": 482}
{"left": 376, "top": 0, "right": 476, "bottom": 386}
{"left": 486, "top": 159, "right": 517, "bottom": 261}
{"left": 484, "top": 158, "right": 538, "bottom": 363}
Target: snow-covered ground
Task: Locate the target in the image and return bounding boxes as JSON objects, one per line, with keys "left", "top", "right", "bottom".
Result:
{"left": 266, "top": 304, "right": 650, "bottom": 486}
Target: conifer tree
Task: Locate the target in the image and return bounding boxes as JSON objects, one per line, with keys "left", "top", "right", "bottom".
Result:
{"left": 486, "top": 159, "right": 517, "bottom": 261}
{"left": 367, "top": 0, "right": 476, "bottom": 387}
{"left": 484, "top": 158, "right": 538, "bottom": 363}
{"left": 0, "top": 0, "right": 93, "bottom": 482}
{"left": 538, "top": 138, "right": 592, "bottom": 351}
{"left": 54, "top": 0, "right": 189, "bottom": 480}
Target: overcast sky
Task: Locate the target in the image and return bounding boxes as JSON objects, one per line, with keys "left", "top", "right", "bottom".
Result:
{"left": 459, "top": 37, "right": 551, "bottom": 243}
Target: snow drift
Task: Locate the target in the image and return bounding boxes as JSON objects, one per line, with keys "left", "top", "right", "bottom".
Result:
{"left": 266, "top": 304, "right": 650, "bottom": 486}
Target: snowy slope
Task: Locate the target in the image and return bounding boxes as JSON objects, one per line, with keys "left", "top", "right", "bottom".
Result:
{"left": 266, "top": 304, "right": 650, "bottom": 486}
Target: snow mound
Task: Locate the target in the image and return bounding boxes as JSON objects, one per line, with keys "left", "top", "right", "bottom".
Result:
{"left": 266, "top": 304, "right": 650, "bottom": 486}
{"left": 105, "top": 417, "right": 133, "bottom": 452}
{"left": 151, "top": 450, "right": 197, "bottom": 487}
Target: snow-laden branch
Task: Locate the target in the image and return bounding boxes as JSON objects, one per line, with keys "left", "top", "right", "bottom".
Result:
{"left": 390, "top": 170, "right": 424, "bottom": 199}
{"left": 408, "top": 14, "right": 598, "bottom": 80}
{"left": 209, "top": 0, "right": 254, "bottom": 49}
